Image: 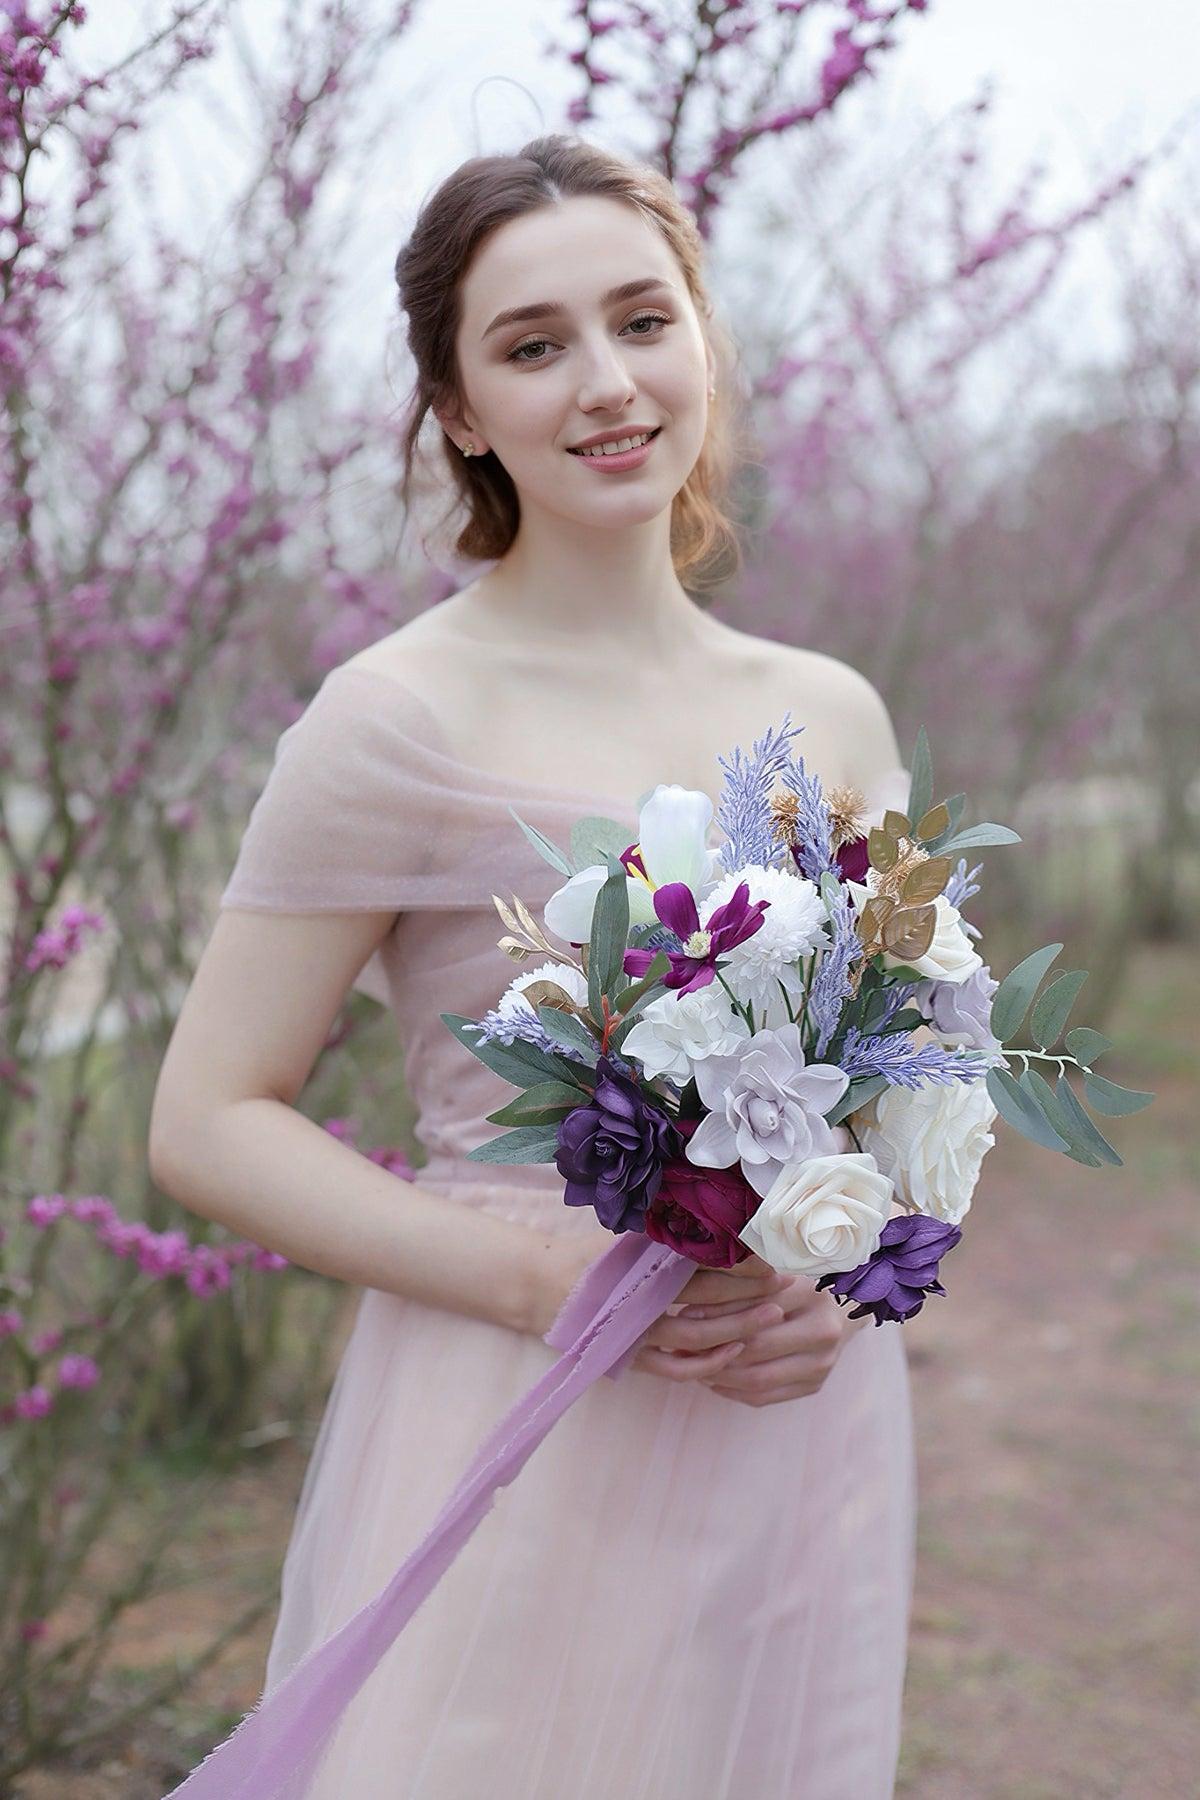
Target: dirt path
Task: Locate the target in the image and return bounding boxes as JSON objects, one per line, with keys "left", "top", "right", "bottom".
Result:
{"left": 15, "top": 948, "right": 1198, "bottom": 1798}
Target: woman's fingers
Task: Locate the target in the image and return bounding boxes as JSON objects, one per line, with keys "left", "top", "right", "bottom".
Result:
{"left": 631, "top": 1338, "right": 749, "bottom": 1383}
{"left": 652, "top": 1301, "right": 784, "bottom": 1354}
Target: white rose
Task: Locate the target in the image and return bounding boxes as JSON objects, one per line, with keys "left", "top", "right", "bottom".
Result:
{"left": 896, "top": 894, "right": 984, "bottom": 984}
{"left": 857, "top": 1077, "right": 996, "bottom": 1226}
{"left": 738, "top": 1151, "right": 894, "bottom": 1278}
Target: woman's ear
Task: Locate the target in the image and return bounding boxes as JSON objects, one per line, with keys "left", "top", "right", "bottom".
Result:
{"left": 433, "top": 401, "right": 487, "bottom": 459}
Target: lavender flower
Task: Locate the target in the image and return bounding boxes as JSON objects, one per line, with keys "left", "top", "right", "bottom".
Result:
{"left": 714, "top": 714, "right": 805, "bottom": 874}
{"left": 466, "top": 1007, "right": 592, "bottom": 1062}
{"left": 839, "top": 1026, "right": 988, "bottom": 1088}
{"left": 810, "top": 880, "right": 860, "bottom": 1057}
{"left": 780, "top": 760, "right": 835, "bottom": 882}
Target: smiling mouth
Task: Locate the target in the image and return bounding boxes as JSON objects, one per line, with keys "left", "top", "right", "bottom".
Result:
{"left": 567, "top": 427, "right": 663, "bottom": 458}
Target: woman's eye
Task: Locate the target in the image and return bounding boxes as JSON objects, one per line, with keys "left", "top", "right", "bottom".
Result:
{"left": 505, "top": 312, "right": 670, "bottom": 365}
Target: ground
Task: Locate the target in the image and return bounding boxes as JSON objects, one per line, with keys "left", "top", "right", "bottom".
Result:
{"left": 13, "top": 944, "right": 1198, "bottom": 1799}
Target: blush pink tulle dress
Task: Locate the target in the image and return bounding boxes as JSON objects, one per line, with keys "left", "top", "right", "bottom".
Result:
{"left": 217, "top": 658, "right": 917, "bottom": 1800}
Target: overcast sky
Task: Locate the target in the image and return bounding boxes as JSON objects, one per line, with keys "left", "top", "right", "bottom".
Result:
{"left": 77, "top": 2, "right": 1200, "bottom": 385}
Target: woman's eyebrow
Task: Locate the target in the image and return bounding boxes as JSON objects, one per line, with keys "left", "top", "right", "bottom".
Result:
{"left": 481, "top": 277, "right": 676, "bottom": 340}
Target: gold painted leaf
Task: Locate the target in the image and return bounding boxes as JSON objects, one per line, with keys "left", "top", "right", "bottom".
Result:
{"left": 869, "top": 827, "right": 899, "bottom": 870}
{"left": 901, "top": 856, "right": 952, "bottom": 906}
{"left": 520, "top": 979, "right": 582, "bottom": 1014}
{"left": 915, "top": 802, "right": 950, "bottom": 842}
{"left": 882, "top": 905, "right": 935, "bottom": 959}
{"left": 492, "top": 893, "right": 521, "bottom": 932}
{"left": 883, "top": 809, "right": 912, "bottom": 839}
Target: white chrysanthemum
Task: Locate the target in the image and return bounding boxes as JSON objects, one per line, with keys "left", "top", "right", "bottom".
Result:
{"left": 620, "top": 984, "right": 751, "bottom": 1083}
{"left": 701, "top": 864, "right": 830, "bottom": 1013}
{"left": 497, "top": 959, "right": 589, "bottom": 1021}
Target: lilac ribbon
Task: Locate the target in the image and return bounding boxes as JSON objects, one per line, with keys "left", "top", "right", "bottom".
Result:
{"left": 162, "top": 1234, "right": 691, "bottom": 1798}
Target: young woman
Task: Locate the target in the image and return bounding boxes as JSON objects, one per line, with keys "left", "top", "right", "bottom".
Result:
{"left": 150, "top": 135, "right": 915, "bottom": 1798}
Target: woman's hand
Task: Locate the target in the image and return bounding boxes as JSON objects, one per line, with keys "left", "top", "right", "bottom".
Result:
{"left": 625, "top": 1250, "right": 796, "bottom": 1384}
{"left": 693, "top": 1274, "right": 870, "bottom": 1406}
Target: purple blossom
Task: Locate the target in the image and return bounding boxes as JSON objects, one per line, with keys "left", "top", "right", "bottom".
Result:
{"left": 817, "top": 1212, "right": 962, "bottom": 1324}
{"left": 623, "top": 879, "right": 768, "bottom": 996}
{"left": 555, "top": 1055, "right": 683, "bottom": 1233}
{"left": 14, "top": 1385, "right": 54, "bottom": 1420}
{"left": 913, "top": 963, "right": 1001, "bottom": 1053}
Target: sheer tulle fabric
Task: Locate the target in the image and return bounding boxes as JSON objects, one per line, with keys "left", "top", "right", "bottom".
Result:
{"left": 216, "top": 660, "right": 917, "bottom": 1798}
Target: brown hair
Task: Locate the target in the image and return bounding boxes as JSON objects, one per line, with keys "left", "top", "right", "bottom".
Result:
{"left": 393, "top": 133, "right": 751, "bottom": 593}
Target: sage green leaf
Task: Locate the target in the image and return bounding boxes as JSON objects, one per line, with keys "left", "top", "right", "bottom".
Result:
{"left": 1019, "top": 1068, "right": 1101, "bottom": 1166}
{"left": 907, "top": 726, "right": 933, "bottom": 830}
{"left": 507, "top": 807, "right": 572, "bottom": 876}
{"left": 486, "top": 1081, "right": 583, "bottom": 1126}
{"left": 1064, "top": 1027, "right": 1113, "bottom": 1068}
{"left": 826, "top": 1073, "right": 888, "bottom": 1127}
{"left": 1029, "top": 969, "right": 1088, "bottom": 1049}
{"left": 878, "top": 1007, "right": 929, "bottom": 1036}
{"left": 1082, "top": 1072, "right": 1155, "bottom": 1116}
{"left": 819, "top": 870, "right": 844, "bottom": 914}
{"left": 986, "top": 1065, "right": 1069, "bottom": 1151}
{"left": 465, "top": 1124, "right": 562, "bottom": 1164}
{"left": 1054, "top": 1074, "right": 1122, "bottom": 1167}
{"left": 615, "top": 950, "right": 672, "bottom": 1014}
{"left": 440, "top": 1013, "right": 591, "bottom": 1092}
{"left": 989, "top": 943, "right": 1064, "bottom": 1044}
{"left": 570, "top": 815, "right": 631, "bottom": 873}
{"left": 587, "top": 855, "right": 631, "bottom": 1019}
{"left": 881, "top": 961, "right": 929, "bottom": 983}
{"left": 533, "top": 1004, "right": 599, "bottom": 1058}
{"left": 934, "top": 822, "right": 1022, "bottom": 855}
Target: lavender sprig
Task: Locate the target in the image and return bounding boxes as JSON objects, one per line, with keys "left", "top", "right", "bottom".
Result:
{"left": 810, "top": 881, "right": 860, "bottom": 1057}
{"left": 779, "top": 759, "right": 835, "bottom": 881}
{"left": 715, "top": 712, "right": 805, "bottom": 874}
{"left": 466, "top": 1009, "right": 592, "bottom": 1061}
{"left": 839, "top": 1026, "right": 991, "bottom": 1088}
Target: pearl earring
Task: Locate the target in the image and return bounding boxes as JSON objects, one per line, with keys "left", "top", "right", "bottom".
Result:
{"left": 461, "top": 441, "right": 476, "bottom": 457}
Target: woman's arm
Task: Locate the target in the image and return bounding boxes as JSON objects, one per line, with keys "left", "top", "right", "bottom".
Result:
{"left": 148, "top": 906, "right": 608, "bottom": 1338}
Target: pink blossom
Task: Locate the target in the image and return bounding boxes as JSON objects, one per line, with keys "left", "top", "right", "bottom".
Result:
{"left": 31, "top": 1327, "right": 63, "bottom": 1355}
{"left": 57, "top": 1354, "right": 101, "bottom": 1390}
{"left": 14, "top": 1385, "right": 53, "bottom": 1420}
{"left": 26, "top": 1194, "right": 68, "bottom": 1227}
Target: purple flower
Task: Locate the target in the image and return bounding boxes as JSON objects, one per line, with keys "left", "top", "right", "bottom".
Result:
{"left": 816, "top": 1212, "right": 962, "bottom": 1325}
{"left": 914, "top": 964, "right": 1001, "bottom": 1053}
{"left": 622, "top": 880, "right": 768, "bottom": 996}
{"left": 834, "top": 833, "right": 870, "bottom": 883}
{"left": 555, "top": 1055, "right": 684, "bottom": 1233}
{"left": 57, "top": 1354, "right": 100, "bottom": 1390}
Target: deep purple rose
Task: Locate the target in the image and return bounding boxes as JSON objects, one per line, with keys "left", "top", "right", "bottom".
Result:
{"left": 815, "top": 1211, "right": 962, "bottom": 1325}
{"left": 555, "top": 1055, "right": 684, "bottom": 1233}
{"left": 643, "top": 1116, "right": 758, "bottom": 1268}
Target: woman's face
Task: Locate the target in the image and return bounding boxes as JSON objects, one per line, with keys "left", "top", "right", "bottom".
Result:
{"left": 438, "top": 195, "right": 714, "bottom": 530}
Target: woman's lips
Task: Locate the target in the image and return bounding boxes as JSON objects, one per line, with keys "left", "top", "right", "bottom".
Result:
{"left": 566, "top": 427, "right": 662, "bottom": 472}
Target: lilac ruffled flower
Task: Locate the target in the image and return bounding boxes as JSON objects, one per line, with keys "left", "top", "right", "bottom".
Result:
{"left": 816, "top": 1212, "right": 962, "bottom": 1325}
{"left": 914, "top": 963, "right": 1001, "bottom": 1054}
{"left": 555, "top": 1054, "right": 683, "bottom": 1233}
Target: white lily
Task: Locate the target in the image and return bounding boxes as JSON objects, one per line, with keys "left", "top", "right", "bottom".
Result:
{"left": 542, "top": 783, "right": 723, "bottom": 947}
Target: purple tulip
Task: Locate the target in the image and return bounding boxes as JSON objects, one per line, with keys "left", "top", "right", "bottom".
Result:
{"left": 555, "top": 1055, "right": 684, "bottom": 1233}
{"left": 816, "top": 1212, "right": 962, "bottom": 1325}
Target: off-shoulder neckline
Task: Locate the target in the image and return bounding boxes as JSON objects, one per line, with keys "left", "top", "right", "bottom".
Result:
{"left": 330, "top": 661, "right": 643, "bottom": 815}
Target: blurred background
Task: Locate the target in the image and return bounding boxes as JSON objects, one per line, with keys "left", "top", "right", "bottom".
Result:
{"left": 1, "top": 2, "right": 1196, "bottom": 1793}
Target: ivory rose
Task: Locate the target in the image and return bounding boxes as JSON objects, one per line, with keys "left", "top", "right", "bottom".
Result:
{"left": 737, "top": 1147, "right": 894, "bottom": 1278}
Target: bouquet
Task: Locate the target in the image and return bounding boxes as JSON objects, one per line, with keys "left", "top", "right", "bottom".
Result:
{"left": 168, "top": 716, "right": 1153, "bottom": 1798}
{"left": 444, "top": 715, "right": 1153, "bottom": 1328}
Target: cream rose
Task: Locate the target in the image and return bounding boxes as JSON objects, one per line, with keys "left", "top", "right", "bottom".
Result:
{"left": 857, "top": 1076, "right": 996, "bottom": 1226}
{"left": 738, "top": 1151, "right": 894, "bottom": 1278}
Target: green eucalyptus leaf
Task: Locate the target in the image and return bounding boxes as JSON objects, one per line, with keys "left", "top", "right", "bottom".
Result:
{"left": 826, "top": 1073, "right": 888, "bottom": 1127}
{"left": 587, "top": 855, "right": 630, "bottom": 1019}
{"left": 533, "top": 1004, "right": 600, "bottom": 1058}
{"left": 1082, "top": 1072, "right": 1155, "bottom": 1116}
{"left": 989, "top": 943, "right": 1064, "bottom": 1044}
{"left": 465, "top": 1124, "right": 563, "bottom": 1164}
{"left": 907, "top": 727, "right": 933, "bottom": 830}
{"left": 878, "top": 1006, "right": 929, "bottom": 1036}
{"left": 1029, "top": 969, "right": 1088, "bottom": 1050}
{"left": 1019, "top": 1068, "right": 1101, "bottom": 1165}
{"left": 486, "top": 1080, "right": 583, "bottom": 1126}
{"left": 441, "top": 1013, "right": 591, "bottom": 1092}
{"left": 986, "top": 1065, "right": 1069, "bottom": 1151}
{"left": 570, "top": 815, "right": 632, "bottom": 873}
{"left": 934, "top": 823, "right": 1022, "bottom": 856}
{"left": 1054, "top": 1074, "right": 1123, "bottom": 1167}
{"left": 507, "top": 808, "right": 573, "bottom": 876}
{"left": 1065, "top": 1027, "right": 1114, "bottom": 1068}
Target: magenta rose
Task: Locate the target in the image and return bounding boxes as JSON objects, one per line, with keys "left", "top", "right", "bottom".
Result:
{"left": 644, "top": 1118, "right": 759, "bottom": 1269}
